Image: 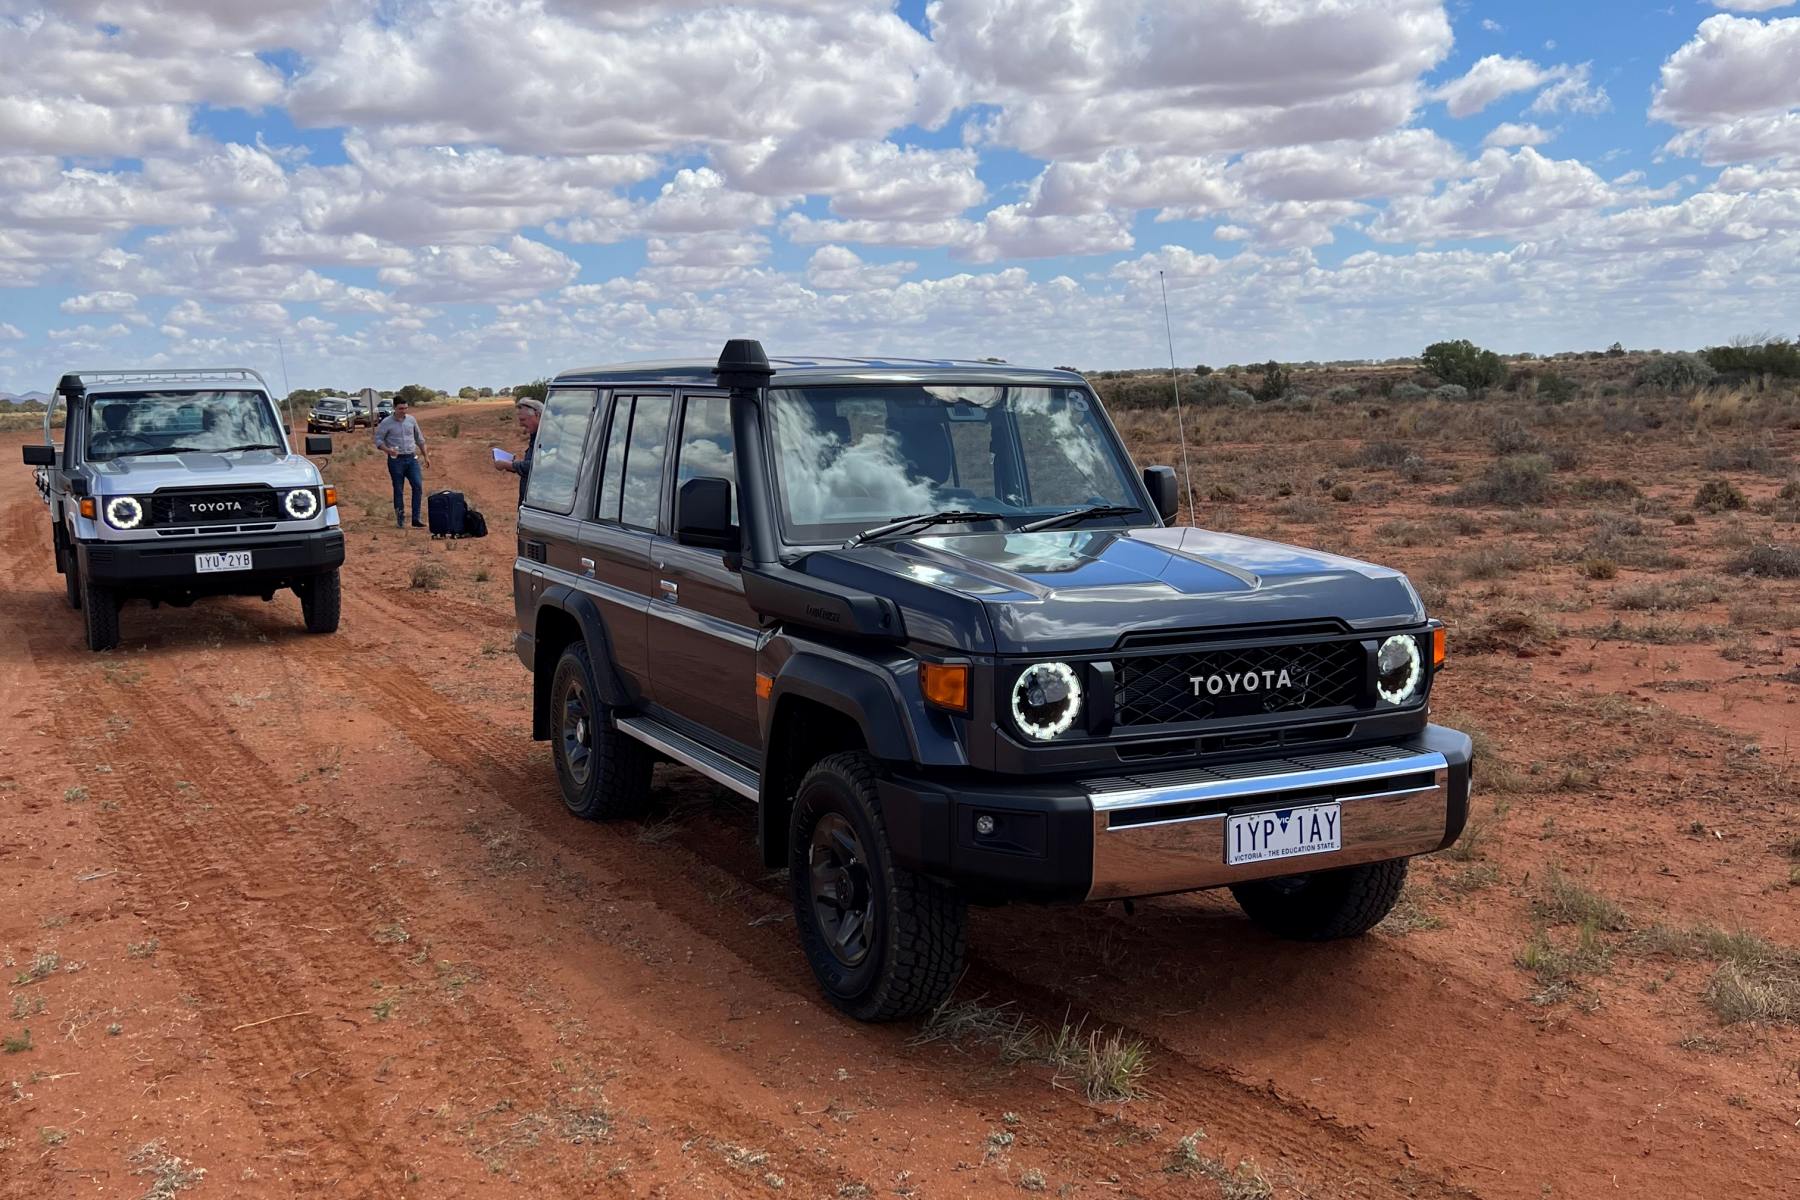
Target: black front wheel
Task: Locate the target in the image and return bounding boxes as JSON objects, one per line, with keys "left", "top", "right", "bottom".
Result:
{"left": 62, "top": 538, "right": 81, "bottom": 610}
{"left": 298, "top": 568, "right": 341, "bottom": 634}
{"left": 81, "top": 576, "right": 119, "bottom": 652}
{"left": 549, "top": 642, "right": 653, "bottom": 820}
{"left": 789, "top": 753, "right": 966, "bottom": 1021}
{"left": 1230, "top": 858, "right": 1408, "bottom": 941}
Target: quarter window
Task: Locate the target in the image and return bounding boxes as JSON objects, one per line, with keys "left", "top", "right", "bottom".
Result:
{"left": 523, "top": 387, "right": 596, "bottom": 514}
{"left": 595, "top": 394, "right": 631, "bottom": 522}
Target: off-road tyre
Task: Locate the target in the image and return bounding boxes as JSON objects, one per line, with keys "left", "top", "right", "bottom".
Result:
{"left": 298, "top": 568, "right": 341, "bottom": 634}
{"left": 789, "top": 752, "right": 966, "bottom": 1022}
{"left": 550, "top": 642, "right": 653, "bottom": 820}
{"left": 1230, "top": 858, "right": 1408, "bottom": 941}
{"left": 81, "top": 576, "right": 119, "bottom": 652}
{"left": 61, "top": 536, "right": 81, "bottom": 610}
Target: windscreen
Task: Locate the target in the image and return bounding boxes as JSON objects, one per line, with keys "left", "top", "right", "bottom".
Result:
{"left": 85, "top": 391, "right": 285, "bottom": 461}
{"left": 769, "top": 384, "right": 1140, "bottom": 543}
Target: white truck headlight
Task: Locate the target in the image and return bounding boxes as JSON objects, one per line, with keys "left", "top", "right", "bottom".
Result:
{"left": 1376, "top": 634, "right": 1424, "bottom": 704}
{"left": 283, "top": 488, "right": 319, "bottom": 519}
{"left": 1012, "top": 662, "right": 1082, "bottom": 739}
{"left": 104, "top": 495, "right": 144, "bottom": 530}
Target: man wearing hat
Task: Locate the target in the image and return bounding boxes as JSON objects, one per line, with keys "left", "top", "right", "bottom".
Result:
{"left": 494, "top": 395, "right": 542, "bottom": 504}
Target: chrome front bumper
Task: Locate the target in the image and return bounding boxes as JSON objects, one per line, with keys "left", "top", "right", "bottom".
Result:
{"left": 1086, "top": 731, "right": 1469, "bottom": 900}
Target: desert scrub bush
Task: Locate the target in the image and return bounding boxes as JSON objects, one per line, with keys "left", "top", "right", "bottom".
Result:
{"left": 1325, "top": 384, "right": 1360, "bottom": 403}
{"left": 1729, "top": 543, "right": 1800, "bottom": 578}
{"left": 1444, "top": 454, "right": 1553, "bottom": 507}
{"left": 1432, "top": 383, "right": 1468, "bottom": 402}
{"left": 1610, "top": 578, "right": 1721, "bottom": 612}
{"left": 1704, "top": 442, "right": 1781, "bottom": 474}
{"left": 1459, "top": 609, "right": 1559, "bottom": 656}
{"left": 1490, "top": 419, "right": 1542, "bottom": 456}
{"left": 1568, "top": 477, "right": 1641, "bottom": 503}
{"left": 1390, "top": 381, "right": 1428, "bottom": 401}
{"left": 1348, "top": 440, "right": 1413, "bottom": 469}
{"left": 1578, "top": 556, "right": 1618, "bottom": 580}
{"left": 1634, "top": 352, "right": 1717, "bottom": 392}
{"left": 1454, "top": 543, "right": 1532, "bottom": 580}
{"left": 1538, "top": 373, "right": 1579, "bottom": 403}
{"left": 1694, "top": 480, "right": 1747, "bottom": 512}
{"left": 1704, "top": 335, "right": 1800, "bottom": 380}
{"left": 409, "top": 562, "right": 448, "bottom": 590}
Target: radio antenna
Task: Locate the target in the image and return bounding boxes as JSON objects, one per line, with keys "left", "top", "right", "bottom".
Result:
{"left": 1159, "top": 270, "right": 1198, "bottom": 525}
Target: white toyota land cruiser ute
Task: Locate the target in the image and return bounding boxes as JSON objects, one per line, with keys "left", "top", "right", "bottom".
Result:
{"left": 22, "top": 368, "right": 345, "bottom": 651}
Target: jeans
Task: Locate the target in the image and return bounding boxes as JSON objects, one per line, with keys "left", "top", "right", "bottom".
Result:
{"left": 387, "top": 454, "right": 423, "bottom": 521}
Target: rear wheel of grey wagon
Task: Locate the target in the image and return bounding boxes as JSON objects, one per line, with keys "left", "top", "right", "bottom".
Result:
{"left": 1230, "top": 858, "right": 1408, "bottom": 941}
{"left": 789, "top": 752, "right": 966, "bottom": 1022}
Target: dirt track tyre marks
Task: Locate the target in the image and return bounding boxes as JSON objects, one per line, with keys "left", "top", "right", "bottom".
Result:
{"left": 308, "top": 654, "right": 1488, "bottom": 1200}
{"left": 18, "top": 635, "right": 667, "bottom": 1195}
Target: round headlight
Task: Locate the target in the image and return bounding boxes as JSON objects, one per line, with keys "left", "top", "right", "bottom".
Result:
{"left": 1011, "top": 662, "right": 1083, "bottom": 740}
{"left": 1376, "top": 634, "right": 1424, "bottom": 705}
{"left": 104, "top": 495, "right": 143, "bottom": 530}
{"left": 283, "top": 488, "right": 320, "bottom": 520}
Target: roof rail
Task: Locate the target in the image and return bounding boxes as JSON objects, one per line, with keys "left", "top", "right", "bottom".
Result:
{"left": 66, "top": 367, "right": 273, "bottom": 392}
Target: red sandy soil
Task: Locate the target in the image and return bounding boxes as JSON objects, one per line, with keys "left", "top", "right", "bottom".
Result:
{"left": 2, "top": 398, "right": 1796, "bottom": 1199}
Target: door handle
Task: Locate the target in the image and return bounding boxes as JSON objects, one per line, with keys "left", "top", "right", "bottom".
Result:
{"left": 658, "top": 578, "right": 678, "bottom": 604}
{"left": 580, "top": 557, "right": 596, "bottom": 577}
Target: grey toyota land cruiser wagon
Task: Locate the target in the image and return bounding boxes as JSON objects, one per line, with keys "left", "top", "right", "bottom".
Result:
{"left": 23, "top": 368, "right": 345, "bottom": 651}
{"left": 513, "top": 341, "right": 1471, "bottom": 1020}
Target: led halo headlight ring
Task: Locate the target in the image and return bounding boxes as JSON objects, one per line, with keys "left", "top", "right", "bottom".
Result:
{"left": 283, "top": 488, "right": 320, "bottom": 520}
{"left": 1376, "top": 634, "right": 1424, "bottom": 705}
{"left": 104, "top": 495, "right": 144, "bottom": 530}
{"left": 1011, "top": 661, "right": 1083, "bottom": 740}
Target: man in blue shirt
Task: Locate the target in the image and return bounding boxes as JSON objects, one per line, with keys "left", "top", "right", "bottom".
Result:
{"left": 373, "top": 398, "right": 430, "bottom": 528}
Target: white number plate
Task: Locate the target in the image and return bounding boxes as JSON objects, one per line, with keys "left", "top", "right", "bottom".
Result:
{"left": 195, "top": 551, "right": 252, "bottom": 574}
{"left": 1226, "top": 802, "right": 1342, "bottom": 866}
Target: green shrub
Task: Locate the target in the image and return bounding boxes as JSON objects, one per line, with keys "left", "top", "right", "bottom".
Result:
{"left": 1391, "top": 381, "right": 1428, "bottom": 401}
{"left": 1325, "top": 385, "right": 1359, "bottom": 403}
{"left": 1538, "top": 373, "right": 1579, "bottom": 403}
{"left": 1421, "top": 339, "right": 1505, "bottom": 391}
{"left": 1491, "top": 420, "right": 1542, "bottom": 456}
{"left": 1634, "top": 352, "right": 1716, "bottom": 392}
{"left": 1704, "top": 337, "right": 1800, "bottom": 379}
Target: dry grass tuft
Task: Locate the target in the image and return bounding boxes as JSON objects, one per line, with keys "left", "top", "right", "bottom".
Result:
{"left": 1459, "top": 610, "right": 1560, "bottom": 656}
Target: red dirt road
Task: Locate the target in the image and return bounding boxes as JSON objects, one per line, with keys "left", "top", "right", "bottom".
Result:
{"left": 2, "top": 400, "right": 1795, "bottom": 1198}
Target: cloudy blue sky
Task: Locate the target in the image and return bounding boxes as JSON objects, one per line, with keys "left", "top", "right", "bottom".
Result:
{"left": 1, "top": 0, "right": 1797, "bottom": 393}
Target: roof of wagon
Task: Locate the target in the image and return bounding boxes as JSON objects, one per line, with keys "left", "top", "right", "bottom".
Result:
{"left": 551, "top": 356, "right": 1084, "bottom": 388}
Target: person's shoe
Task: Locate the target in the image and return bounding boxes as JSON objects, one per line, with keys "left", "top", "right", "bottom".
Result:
{"left": 411, "top": 520, "right": 425, "bottom": 528}
{"left": 394, "top": 511, "right": 403, "bottom": 529}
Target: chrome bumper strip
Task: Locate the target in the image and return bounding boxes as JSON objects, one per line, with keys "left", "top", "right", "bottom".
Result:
{"left": 1086, "top": 748, "right": 1453, "bottom": 901}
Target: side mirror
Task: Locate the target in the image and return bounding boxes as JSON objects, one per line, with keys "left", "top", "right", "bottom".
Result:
{"left": 1143, "top": 465, "right": 1179, "bottom": 523}
{"left": 22, "top": 444, "right": 56, "bottom": 466}
{"left": 304, "top": 434, "right": 333, "bottom": 455}
{"left": 677, "top": 476, "right": 737, "bottom": 550}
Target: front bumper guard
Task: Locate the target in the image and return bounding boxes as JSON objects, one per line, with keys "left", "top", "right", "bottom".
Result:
{"left": 1085, "top": 732, "right": 1467, "bottom": 900}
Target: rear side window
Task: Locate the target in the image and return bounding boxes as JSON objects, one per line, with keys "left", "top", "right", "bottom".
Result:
{"left": 523, "top": 387, "right": 597, "bottom": 514}
{"left": 674, "top": 394, "right": 737, "bottom": 526}
{"left": 594, "top": 393, "right": 673, "bottom": 529}
{"left": 620, "top": 394, "right": 673, "bottom": 530}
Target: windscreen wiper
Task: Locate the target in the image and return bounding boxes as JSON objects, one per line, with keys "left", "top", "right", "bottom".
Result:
{"left": 109, "top": 442, "right": 281, "bottom": 457}
{"left": 843, "top": 510, "right": 998, "bottom": 548}
{"left": 1014, "top": 504, "right": 1142, "bottom": 533}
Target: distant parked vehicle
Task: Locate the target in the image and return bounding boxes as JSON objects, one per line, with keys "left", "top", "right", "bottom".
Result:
{"left": 307, "top": 396, "right": 359, "bottom": 433}
{"left": 22, "top": 368, "right": 344, "bottom": 650}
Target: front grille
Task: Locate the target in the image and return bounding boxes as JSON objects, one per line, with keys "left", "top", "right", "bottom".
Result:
{"left": 1114, "top": 639, "right": 1366, "bottom": 727}
{"left": 149, "top": 487, "right": 279, "bottom": 526}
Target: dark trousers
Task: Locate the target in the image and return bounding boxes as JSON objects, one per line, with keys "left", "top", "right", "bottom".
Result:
{"left": 388, "top": 454, "right": 423, "bottom": 521}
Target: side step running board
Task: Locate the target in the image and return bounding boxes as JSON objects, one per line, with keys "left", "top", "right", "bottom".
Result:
{"left": 614, "top": 715, "right": 760, "bottom": 801}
